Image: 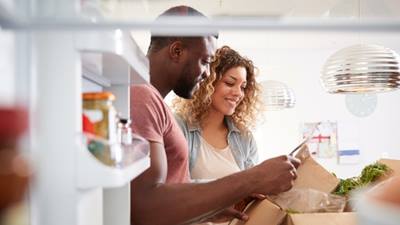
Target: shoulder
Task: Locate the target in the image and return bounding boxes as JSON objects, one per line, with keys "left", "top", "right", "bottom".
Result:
{"left": 174, "top": 113, "right": 189, "bottom": 132}
{"left": 131, "top": 84, "right": 161, "bottom": 100}
{"left": 130, "top": 84, "right": 166, "bottom": 108}
{"left": 174, "top": 113, "right": 185, "bottom": 125}
{"left": 228, "top": 123, "right": 255, "bottom": 147}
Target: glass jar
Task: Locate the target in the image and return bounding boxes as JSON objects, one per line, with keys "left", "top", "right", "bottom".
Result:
{"left": 82, "top": 92, "right": 117, "bottom": 142}
{"left": 83, "top": 92, "right": 119, "bottom": 166}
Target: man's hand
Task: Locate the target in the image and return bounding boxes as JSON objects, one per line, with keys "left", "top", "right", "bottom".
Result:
{"left": 251, "top": 155, "right": 301, "bottom": 195}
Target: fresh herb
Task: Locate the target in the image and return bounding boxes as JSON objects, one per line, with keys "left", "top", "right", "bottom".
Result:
{"left": 333, "top": 177, "right": 362, "bottom": 196}
{"left": 286, "top": 208, "right": 300, "bottom": 214}
{"left": 360, "top": 163, "right": 389, "bottom": 184}
{"left": 333, "top": 162, "right": 390, "bottom": 196}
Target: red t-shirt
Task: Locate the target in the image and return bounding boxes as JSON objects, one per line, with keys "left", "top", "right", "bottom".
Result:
{"left": 130, "top": 84, "right": 190, "bottom": 183}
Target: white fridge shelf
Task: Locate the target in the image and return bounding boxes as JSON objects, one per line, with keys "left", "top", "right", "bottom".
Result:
{"left": 0, "top": 1, "right": 16, "bottom": 28}
{"left": 76, "top": 30, "right": 149, "bottom": 86}
{"left": 77, "top": 134, "right": 150, "bottom": 189}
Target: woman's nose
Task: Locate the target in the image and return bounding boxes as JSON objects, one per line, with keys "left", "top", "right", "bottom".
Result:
{"left": 232, "top": 85, "right": 243, "bottom": 96}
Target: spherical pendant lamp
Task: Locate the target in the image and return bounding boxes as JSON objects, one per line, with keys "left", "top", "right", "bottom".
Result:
{"left": 261, "top": 80, "right": 295, "bottom": 110}
{"left": 321, "top": 44, "right": 400, "bottom": 93}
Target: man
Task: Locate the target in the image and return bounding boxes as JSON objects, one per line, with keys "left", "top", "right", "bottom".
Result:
{"left": 130, "top": 6, "right": 300, "bottom": 225}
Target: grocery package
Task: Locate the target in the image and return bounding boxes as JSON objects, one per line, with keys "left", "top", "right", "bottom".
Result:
{"left": 229, "top": 198, "right": 286, "bottom": 225}
{"left": 271, "top": 188, "right": 346, "bottom": 214}
{"left": 231, "top": 145, "right": 400, "bottom": 225}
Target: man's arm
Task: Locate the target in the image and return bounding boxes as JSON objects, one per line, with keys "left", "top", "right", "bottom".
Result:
{"left": 131, "top": 142, "right": 299, "bottom": 225}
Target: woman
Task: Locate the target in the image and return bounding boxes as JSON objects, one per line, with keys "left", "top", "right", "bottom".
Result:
{"left": 173, "top": 45, "right": 262, "bottom": 182}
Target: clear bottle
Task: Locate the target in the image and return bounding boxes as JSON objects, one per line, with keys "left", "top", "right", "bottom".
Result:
{"left": 119, "top": 118, "right": 132, "bottom": 145}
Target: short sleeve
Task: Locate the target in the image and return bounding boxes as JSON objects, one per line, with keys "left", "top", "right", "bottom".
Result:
{"left": 130, "top": 85, "right": 169, "bottom": 144}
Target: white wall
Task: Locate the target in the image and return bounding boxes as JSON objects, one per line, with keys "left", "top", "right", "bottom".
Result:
{"left": 132, "top": 29, "right": 400, "bottom": 178}
{"left": 220, "top": 31, "right": 400, "bottom": 178}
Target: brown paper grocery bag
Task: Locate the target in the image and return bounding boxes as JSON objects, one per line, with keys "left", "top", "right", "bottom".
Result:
{"left": 294, "top": 145, "right": 340, "bottom": 193}
{"left": 229, "top": 199, "right": 285, "bottom": 225}
{"left": 379, "top": 159, "right": 400, "bottom": 177}
{"left": 285, "top": 212, "right": 358, "bottom": 225}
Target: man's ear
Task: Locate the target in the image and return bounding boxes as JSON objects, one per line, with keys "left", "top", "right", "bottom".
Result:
{"left": 169, "top": 41, "right": 185, "bottom": 62}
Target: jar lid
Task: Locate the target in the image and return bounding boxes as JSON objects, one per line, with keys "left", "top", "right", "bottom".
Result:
{"left": 0, "top": 107, "right": 28, "bottom": 140}
{"left": 83, "top": 92, "right": 115, "bottom": 101}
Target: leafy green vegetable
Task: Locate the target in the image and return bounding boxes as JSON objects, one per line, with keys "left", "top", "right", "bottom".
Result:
{"left": 333, "top": 162, "right": 390, "bottom": 196}
{"left": 360, "top": 163, "right": 389, "bottom": 184}
{"left": 333, "top": 177, "right": 362, "bottom": 196}
{"left": 286, "top": 208, "right": 300, "bottom": 214}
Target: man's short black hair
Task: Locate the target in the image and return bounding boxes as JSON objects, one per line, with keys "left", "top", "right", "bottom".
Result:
{"left": 148, "top": 5, "right": 219, "bottom": 54}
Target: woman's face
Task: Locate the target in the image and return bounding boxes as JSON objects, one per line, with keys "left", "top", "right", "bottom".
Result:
{"left": 210, "top": 66, "right": 247, "bottom": 116}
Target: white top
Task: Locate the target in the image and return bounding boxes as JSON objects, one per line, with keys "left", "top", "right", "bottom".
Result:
{"left": 191, "top": 136, "right": 241, "bottom": 180}
{"left": 191, "top": 137, "right": 241, "bottom": 225}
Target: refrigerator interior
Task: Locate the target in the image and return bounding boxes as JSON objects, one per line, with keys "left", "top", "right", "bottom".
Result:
{"left": 1, "top": 0, "right": 400, "bottom": 224}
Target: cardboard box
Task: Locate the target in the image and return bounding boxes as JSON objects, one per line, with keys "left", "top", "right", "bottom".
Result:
{"left": 293, "top": 145, "right": 340, "bottom": 193}
{"left": 378, "top": 158, "right": 400, "bottom": 178}
{"left": 229, "top": 199, "right": 286, "bottom": 225}
{"left": 231, "top": 146, "right": 400, "bottom": 225}
{"left": 285, "top": 212, "right": 358, "bottom": 225}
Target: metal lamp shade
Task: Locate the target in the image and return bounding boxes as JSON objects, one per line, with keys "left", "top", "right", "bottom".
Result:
{"left": 261, "top": 80, "right": 295, "bottom": 110}
{"left": 321, "top": 44, "right": 400, "bottom": 93}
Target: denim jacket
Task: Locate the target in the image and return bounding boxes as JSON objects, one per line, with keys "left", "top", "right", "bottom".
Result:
{"left": 174, "top": 114, "right": 259, "bottom": 173}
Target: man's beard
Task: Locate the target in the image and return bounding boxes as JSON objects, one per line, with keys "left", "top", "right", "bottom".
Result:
{"left": 174, "top": 64, "right": 198, "bottom": 99}
{"left": 174, "top": 80, "right": 197, "bottom": 99}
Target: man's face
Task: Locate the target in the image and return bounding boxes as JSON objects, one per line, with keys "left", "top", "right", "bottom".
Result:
{"left": 173, "top": 36, "right": 217, "bottom": 99}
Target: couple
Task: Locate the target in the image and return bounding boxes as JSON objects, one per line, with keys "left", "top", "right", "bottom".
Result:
{"left": 130, "top": 5, "right": 300, "bottom": 225}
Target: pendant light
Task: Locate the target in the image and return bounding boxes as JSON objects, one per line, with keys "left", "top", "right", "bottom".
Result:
{"left": 261, "top": 80, "right": 296, "bottom": 110}
{"left": 321, "top": 0, "right": 400, "bottom": 94}
{"left": 321, "top": 44, "right": 400, "bottom": 93}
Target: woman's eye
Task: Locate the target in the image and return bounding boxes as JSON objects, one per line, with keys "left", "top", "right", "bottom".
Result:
{"left": 225, "top": 82, "right": 234, "bottom": 86}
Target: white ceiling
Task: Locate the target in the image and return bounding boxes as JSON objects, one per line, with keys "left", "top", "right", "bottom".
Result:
{"left": 98, "top": 0, "right": 400, "bottom": 20}
{"left": 122, "top": 0, "right": 400, "bottom": 87}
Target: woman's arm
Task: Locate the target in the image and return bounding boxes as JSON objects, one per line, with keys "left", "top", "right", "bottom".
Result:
{"left": 245, "top": 132, "right": 259, "bottom": 169}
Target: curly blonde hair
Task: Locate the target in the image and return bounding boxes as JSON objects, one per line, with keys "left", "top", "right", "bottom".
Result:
{"left": 173, "top": 46, "right": 262, "bottom": 133}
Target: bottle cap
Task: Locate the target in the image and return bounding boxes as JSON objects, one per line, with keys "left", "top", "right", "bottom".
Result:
{"left": 119, "top": 118, "right": 131, "bottom": 125}
{"left": 82, "top": 92, "right": 115, "bottom": 101}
